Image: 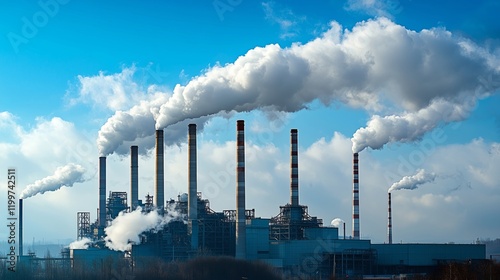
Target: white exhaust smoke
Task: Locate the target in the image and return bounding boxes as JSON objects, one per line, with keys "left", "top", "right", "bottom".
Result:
{"left": 388, "top": 169, "right": 437, "bottom": 193}
{"left": 330, "top": 218, "right": 344, "bottom": 228}
{"left": 20, "top": 163, "right": 86, "bottom": 199}
{"left": 96, "top": 18, "right": 499, "bottom": 156}
{"left": 104, "top": 206, "right": 184, "bottom": 252}
{"left": 68, "top": 237, "right": 92, "bottom": 250}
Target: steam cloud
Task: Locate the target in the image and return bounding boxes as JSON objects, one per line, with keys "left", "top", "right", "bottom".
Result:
{"left": 97, "top": 18, "right": 499, "bottom": 156}
{"left": 20, "top": 163, "right": 86, "bottom": 199}
{"left": 330, "top": 218, "right": 345, "bottom": 228}
{"left": 388, "top": 169, "right": 437, "bottom": 193}
{"left": 104, "top": 206, "right": 184, "bottom": 251}
{"left": 68, "top": 237, "right": 92, "bottom": 250}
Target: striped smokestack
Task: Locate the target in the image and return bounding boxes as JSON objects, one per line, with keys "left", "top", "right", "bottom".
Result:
{"left": 155, "top": 130, "right": 164, "bottom": 213}
{"left": 290, "top": 129, "right": 299, "bottom": 206}
{"left": 99, "top": 156, "right": 106, "bottom": 236}
{"left": 352, "top": 153, "right": 360, "bottom": 239}
{"left": 188, "top": 124, "right": 199, "bottom": 251}
{"left": 388, "top": 192, "right": 393, "bottom": 244}
{"left": 130, "top": 146, "right": 139, "bottom": 211}
{"left": 235, "top": 120, "right": 246, "bottom": 259}
{"left": 19, "top": 198, "right": 23, "bottom": 256}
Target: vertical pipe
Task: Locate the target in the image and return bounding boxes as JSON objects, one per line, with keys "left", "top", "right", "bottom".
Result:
{"left": 388, "top": 192, "right": 393, "bottom": 244}
{"left": 99, "top": 156, "right": 106, "bottom": 236}
{"left": 131, "top": 146, "right": 139, "bottom": 211}
{"left": 155, "top": 130, "right": 164, "bottom": 213}
{"left": 290, "top": 129, "right": 299, "bottom": 206}
{"left": 352, "top": 153, "right": 360, "bottom": 239}
{"left": 343, "top": 222, "right": 346, "bottom": 240}
{"left": 188, "top": 124, "right": 199, "bottom": 251}
{"left": 19, "top": 198, "right": 23, "bottom": 257}
{"left": 235, "top": 120, "right": 246, "bottom": 259}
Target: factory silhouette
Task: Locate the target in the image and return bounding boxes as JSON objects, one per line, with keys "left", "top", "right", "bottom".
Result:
{"left": 14, "top": 120, "right": 488, "bottom": 279}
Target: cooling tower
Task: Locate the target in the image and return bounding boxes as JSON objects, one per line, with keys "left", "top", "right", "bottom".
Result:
{"left": 131, "top": 145, "right": 139, "bottom": 211}
{"left": 188, "top": 124, "right": 199, "bottom": 251}
{"left": 155, "top": 130, "right": 164, "bottom": 213}
{"left": 352, "top": 153, "right": 360, "bottom": 239}
{"left": 235, "top": 120, "right": 246, "bottom": 259}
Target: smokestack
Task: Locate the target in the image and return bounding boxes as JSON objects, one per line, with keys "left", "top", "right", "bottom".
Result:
{"left": 388, "top": 192, "right": 393, "bottom": 244}
{"left": 188, "top": 124, "right": 199, "bottom": 251}
{"left": 155, "top": 130, "right": 164, "bottom": 213}
{"left": 131, "top": 146, "right": 139, "bottom": 211}
{"left": 99, "top": 156, "right": 106, "bottom": 236}
{"left": 235, "top": 120, "right": 246, "bottom": 259}
{"left": 290, "top": 129, "right": 299, "bottom": 206}
{"left": 352, "top": 153, "right": 360, "bottom": 239}
{"left": 19, "top": 198, "right": 23, "bottom": 256}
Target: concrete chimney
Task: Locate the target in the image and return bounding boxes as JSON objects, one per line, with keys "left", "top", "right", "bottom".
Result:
{"left": 99, "top": 156, "right": 107, "bottom": 236}
{"left": 188, "top": 124, "right": 199, "bottom": 251}
{"left": 290, "top": 129, "right": 299, "bottom": 206}
{"left": 155, "top": 130, "right": 164, "bottom": 213}
{"left": 352, "top": 153, "right": 360, "bottom": 239}
{"left": 130, "top": 145, "right": 139, "bottom": 211}
{"left": 235, "top": 120, "right": 246, "bottom": 259}
{"left": 19, "top": 198, "right": 23, "bottom": 257}
{"left": 388, "top": 192, "right": 393, "bottom": 244}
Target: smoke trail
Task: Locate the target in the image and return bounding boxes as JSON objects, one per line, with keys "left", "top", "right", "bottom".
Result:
{"left": 104, "top": 206, "right": 184, "bottom": 251}
{"left": 20, "top": 163, "right": 86, "bottom": 199}
{"left": 96, "top": 18, "right": 499, "bottom": 156}
{"left": 388, "top": 169, "right": 437, "bottom": 193}
{"left": 330, "top": 218, "right": 344, "bottom": 228}
{"left": 68, "top": 237, "right": 92, "bottom": 250}
{"left": 351, "top": 98, "right": 475, "bottom": 153}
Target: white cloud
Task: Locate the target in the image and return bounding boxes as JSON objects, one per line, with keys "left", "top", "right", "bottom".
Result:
{"left": 262, "top": 2, "right": 305, "bottom": 39}
{"left": 344, "top": 0, "right": 403, "bottom": 18}
{"left": 69, "top": 66, "right": 144, "bottom": 111}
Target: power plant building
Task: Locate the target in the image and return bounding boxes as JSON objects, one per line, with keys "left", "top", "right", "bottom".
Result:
{"left": 63, "top": 120, "right": 485, "bottom": 278}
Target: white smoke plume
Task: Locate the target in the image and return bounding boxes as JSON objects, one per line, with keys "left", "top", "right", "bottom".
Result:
{"left": 104, "top": 206, "right": 184, "bottom": 252}
{"left": 97, "top": 18, "right": 499, "bottom": 156}
{"left": 330, "top": 218, "right": 345, "bottom": 228}
{"left": 68, "top": 237, "right": 92, "bottom": 250}
{"left": 388, "top": 169, "right": 437, "bottom": 193}
{"left": 351, "top": 98, "right": 475, "bottom": 153}
{"left": 20, "top": 163, "right": 86, "bottom": 199}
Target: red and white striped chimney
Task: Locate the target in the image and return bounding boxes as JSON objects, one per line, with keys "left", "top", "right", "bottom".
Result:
{"left": 290, "top": 129, "right": 299, "bottom": 206}
{"left": 155, "top": 130, "right": 164, "bottom": 213}
{"left": 388, "top": 192, "right": 393, "bottom": 244}
{"left": 235, "top": 120, "right": 246, "bottom": 259}
{"left": 188, "top": 124, "right": 199, "bottom": 251}
{"left": 352, "top": 153, "right": 360, "bottom": 239}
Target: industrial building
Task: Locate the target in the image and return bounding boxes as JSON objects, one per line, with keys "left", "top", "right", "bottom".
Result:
{"left": 17, "top": 120, "right": 485, "bottom": 279}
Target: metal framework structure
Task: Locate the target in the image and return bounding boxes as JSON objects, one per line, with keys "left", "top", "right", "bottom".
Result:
{"left": 76, "top": 212, "right": 91, "bottom": 240}
{"left": 107, "top": 191, "right": 128, "bottom": 219}
{"left": 269, "top": 204, "right": 323, "bottom": 241}
{"left": 319, "top": 249, "right": 376, "bottom": 278}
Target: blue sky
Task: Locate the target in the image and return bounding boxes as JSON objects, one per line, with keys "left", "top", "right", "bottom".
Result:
{"left": 1, "top": 0, "right": 500, "bottom": 247}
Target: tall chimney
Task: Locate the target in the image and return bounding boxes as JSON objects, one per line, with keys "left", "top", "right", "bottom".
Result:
{"left": 235, "top": 120, "right": 246, "bottom": 259}
{"left": 388, "top": 192, "right": 393, "bottom": 244}
{"left": 352, "top": 153, "right": 360, "bottom": 239}
{"left": 99, "top": 156, "right": 106, "bottom": 237}
{"left": 290, "top": 129, "right": 299, "bottom": 206}
{"left": 155, "top": 130, "right": 164, "bottom": 213}
{"left": 130, "top": 146, "right": 139, "bottom": 211}
{"left": 19, "top": 198, "right": 23, "bottom": 257}
{"left": 188, "top": 124, "right": 199, "bottom": 251}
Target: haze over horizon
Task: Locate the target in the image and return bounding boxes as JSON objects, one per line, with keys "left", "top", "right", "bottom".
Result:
{"left": 1, "top": 0, "right": 499, "bottom": 246}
